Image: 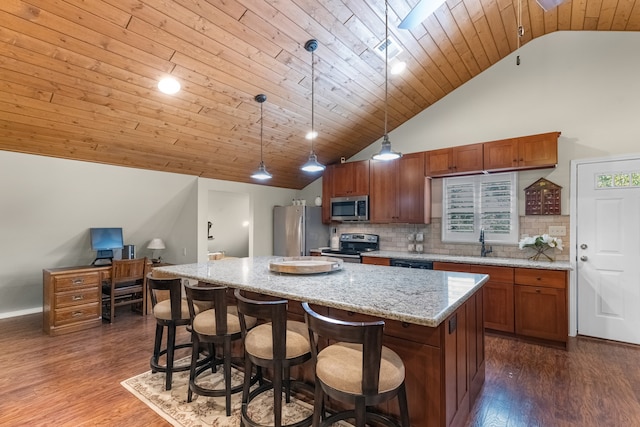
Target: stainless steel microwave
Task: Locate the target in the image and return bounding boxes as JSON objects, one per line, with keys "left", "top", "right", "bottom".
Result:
{"left": 330, "top": 195, "right": 369, "bottom": 222}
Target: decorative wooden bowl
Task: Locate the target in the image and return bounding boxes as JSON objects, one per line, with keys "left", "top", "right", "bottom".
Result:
{"left": 268, "top": 256, "right": 343, "bottom": 275}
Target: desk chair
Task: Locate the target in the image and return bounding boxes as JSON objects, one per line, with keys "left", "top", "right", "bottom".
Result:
{"left": 101, "top": 257, "right": 147, "bottom": 323}
{"left": 302, "top": 303, "right": 410, "bottom": 427}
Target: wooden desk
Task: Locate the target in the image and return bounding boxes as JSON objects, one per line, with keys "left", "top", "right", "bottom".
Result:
{"left": 43, "top": 260, "right": 165, "bottom": 335}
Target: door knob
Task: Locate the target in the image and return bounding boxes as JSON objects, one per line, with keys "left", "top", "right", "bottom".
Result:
{"left": 580, "top": 243, "right": 588, "bottom": 249}
{"left": 580, "top": 255, "right": 588, "bottom": 261}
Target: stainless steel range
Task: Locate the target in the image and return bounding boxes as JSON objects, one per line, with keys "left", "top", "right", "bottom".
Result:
{"left": 321, "top": 233, "right": 379, "bottom": 263}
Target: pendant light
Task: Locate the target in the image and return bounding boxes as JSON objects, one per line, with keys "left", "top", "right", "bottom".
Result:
{"left": 250, "top": 94, "right": 272, "bottom": 180}
{"left": 372, "top": 1, "right": 402, "bottom": 161}
{"left": 301, "top": 39, "right": 326, "bottom": 173}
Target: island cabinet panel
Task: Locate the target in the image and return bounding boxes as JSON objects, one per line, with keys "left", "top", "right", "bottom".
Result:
{"left": 425, "top": 143, "right": 484, "bottom": 177}
{"left": 330, "top": 160, "right": 370, "bottom": 197}
{"left": 370, "top": 152, "right": 429, "bottom": 224}
{"left": 483, "top": 132, "right": 559, "bottom": 172}
{"left": 326, "top": 289, "right": 483, "bottom": 427}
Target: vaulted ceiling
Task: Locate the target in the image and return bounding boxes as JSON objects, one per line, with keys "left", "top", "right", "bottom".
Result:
{"left": 1, "top": 0, "right": 638, "bottom": 189}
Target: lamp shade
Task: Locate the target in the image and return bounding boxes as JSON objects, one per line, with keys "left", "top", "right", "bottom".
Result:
{"left": 147, "top": 238, "right": 166, "bottom": 250}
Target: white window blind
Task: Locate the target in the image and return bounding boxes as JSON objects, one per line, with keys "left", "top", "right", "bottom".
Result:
{"left": 442, "top": 172, "right": 519, "bottom": 244}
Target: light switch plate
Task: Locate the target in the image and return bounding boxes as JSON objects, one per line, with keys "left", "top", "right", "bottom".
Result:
{"left": 548, "top": 225, "right": 566, "bottom": 236}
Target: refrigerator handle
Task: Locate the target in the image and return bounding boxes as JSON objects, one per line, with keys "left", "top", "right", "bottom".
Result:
{"left": 298, "top": 215, "right": 304, "bottom": 256}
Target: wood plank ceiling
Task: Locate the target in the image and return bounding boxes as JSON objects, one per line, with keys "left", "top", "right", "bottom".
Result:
{"left": 1, "top": 0, "right": 638, "bottom": 189}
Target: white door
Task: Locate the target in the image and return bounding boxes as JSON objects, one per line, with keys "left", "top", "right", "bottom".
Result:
{"left": 576, "top": 158, "right": 640, "bottom": 344}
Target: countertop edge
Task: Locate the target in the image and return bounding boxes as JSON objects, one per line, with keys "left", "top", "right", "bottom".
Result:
{"left": 361, "top": 251, "right": 572, "bottom": 271}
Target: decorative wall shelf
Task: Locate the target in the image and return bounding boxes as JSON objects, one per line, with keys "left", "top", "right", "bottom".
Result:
{"left": 525, "top": 178, "right": 561, "bottom": 215}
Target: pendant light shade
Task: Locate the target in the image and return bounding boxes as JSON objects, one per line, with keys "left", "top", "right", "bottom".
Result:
{"left": 301, "top": 39, "right": 325, "bottom": 173}
{"left": 251, "top": 94, "right": 272, "bottom": 180}
{"left": 373, "top": 1, "right": 402, "bottom": 162}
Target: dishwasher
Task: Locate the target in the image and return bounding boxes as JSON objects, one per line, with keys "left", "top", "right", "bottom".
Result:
{"left": 389, "top": 259, "right": 434, "bottom": 269}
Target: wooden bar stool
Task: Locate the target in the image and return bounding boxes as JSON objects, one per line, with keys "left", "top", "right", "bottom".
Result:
{"left": 234, "top": 289, "right": 313, "bottom": 427}
{"left": 147, "top": 274, "right": 192, "bottom": 391}
{"left": 302, "top": 303, "right": 410, "bottom": 427}
{"left": 184, "top": 283, "right": 256, "bottom": 416}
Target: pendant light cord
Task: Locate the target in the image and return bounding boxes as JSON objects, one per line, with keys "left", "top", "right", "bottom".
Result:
{"left": 384, "top": 0, "right": 389, "bottom": 137}
{"left": 311, "top": 48, "right": 315, "bottom": 154}
{"left": 260, "top": 100, "right": 264, "bottom": 162}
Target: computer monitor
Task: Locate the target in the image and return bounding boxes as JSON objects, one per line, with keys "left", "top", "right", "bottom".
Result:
{"left": 90, "top": 227, "right": 124, "bottom": 265}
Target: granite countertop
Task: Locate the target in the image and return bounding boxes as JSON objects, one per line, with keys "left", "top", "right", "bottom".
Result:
{"left": 363, "top": 251, "right": 572, "bottom": 271}
{"left": 155, "top": 256, "right": 489, "bottom": 328}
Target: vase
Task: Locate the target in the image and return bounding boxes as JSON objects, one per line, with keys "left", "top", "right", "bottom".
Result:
{"left": 529, "top": 246, "right": 555, "bottom": 262}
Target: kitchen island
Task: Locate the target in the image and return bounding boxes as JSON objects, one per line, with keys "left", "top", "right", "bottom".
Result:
{"left": 155, "top": 257, "right": 489, "bottom": 427}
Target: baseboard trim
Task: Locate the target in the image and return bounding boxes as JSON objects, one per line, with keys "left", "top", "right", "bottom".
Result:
{"left": 0, "top": 307, "right": 42, "bottom": 319}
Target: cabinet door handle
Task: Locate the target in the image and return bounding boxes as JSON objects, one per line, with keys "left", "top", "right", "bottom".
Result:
{"left": 72, "top": 278, "right": 84, "bottom": 285}
{"left": 535, "top": 288, "right": 541, "bottom": 293}
{"left": 72, "top": 295, "right": 84, "bottom": 301}
{"left": 72, "top": 311, "right": 83, "bottom": 317}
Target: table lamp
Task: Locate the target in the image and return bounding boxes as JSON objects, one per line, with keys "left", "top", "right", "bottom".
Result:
{"left": 147, "top": 238, "right": 166, "bottom": 263}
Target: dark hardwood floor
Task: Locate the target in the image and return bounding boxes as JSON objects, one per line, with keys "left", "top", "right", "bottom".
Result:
{"left": 2, "top": 311, "right": 640, "bottom": 426}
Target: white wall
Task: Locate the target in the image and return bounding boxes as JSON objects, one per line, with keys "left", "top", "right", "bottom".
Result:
{"left": 352, "top": 31, "right": 640, "bottom": 216}
{"left": 0, "top": 152, "right": 298, "bottom": 317}
{"left": 207, "top": 191, "right": 250, "bottom": 257}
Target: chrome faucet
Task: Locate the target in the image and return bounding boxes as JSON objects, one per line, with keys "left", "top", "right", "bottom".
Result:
{"left": 479, "top": 228, "right": 493, "bottom": 257}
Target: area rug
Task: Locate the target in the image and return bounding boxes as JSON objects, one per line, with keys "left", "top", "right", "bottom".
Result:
{"left": 122, "top": 361, "right": 350, "bottom": 426}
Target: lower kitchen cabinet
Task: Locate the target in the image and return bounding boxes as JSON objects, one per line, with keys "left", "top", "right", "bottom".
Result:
{"left": 433, "top": 262, "right": 568, "bottom": 344}
{"left": 361, "top": 255, "right": 391, "bottom": 266}
{"left": 514, "top": 268, "right": 567, "bottom": 342}
{"left": 469, "top": 265, "right": 514, "bottom": 333}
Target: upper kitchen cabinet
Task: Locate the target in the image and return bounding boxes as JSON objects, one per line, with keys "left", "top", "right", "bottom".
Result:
{"left": 483, "top": 132, "right": 560, "bottom": 172}
{"left": 425, "top": 143, "right": 484, "bottom": 177}
{"left": 330, "top": 160, "right": 370, "bottom": 197}
{"left": 370, "top": 153, "right": 430, "bottom": 224}
{"left": 321, "top": 167, "right": 332, "bottom": 224}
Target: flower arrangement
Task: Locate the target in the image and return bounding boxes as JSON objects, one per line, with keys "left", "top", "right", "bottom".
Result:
{"left": 519, "top": 234, "right": 563, "bottom": 261}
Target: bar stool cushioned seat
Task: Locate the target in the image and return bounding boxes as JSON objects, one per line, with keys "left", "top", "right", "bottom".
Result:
{"left": 315, "top": 342, "right": 405, "bottom": 395}
{"left": 302, "top": 302, "right": 410, "bottom": 427}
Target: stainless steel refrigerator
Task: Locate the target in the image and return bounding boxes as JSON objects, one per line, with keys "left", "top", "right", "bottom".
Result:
{"left": 273, "top": 205, "right": 329, "bottom": 256}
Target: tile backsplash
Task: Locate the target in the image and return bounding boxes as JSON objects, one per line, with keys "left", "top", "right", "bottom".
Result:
{"left": 336, "top": 215, "right": 570, "bottom": 262}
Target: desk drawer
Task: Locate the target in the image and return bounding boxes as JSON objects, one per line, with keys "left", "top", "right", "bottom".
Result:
{"left": 54, "top": 302, "right": 100, "bottom": 326}
{"left": 54, "top": 272, "right": 99, "bottom": 292}
{"left": 55, "top": 288, "right": 100, "bottom": 308}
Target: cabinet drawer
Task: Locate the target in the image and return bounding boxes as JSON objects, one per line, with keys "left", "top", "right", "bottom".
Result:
{"left": 469, "top": 265, "right": 514, "bottom": 284}
{"left": 327, "top": 308, "right": 441, "bottom": 347}
{"left": 514, "top": 268, "right": 566, "bottom": 289}
{"left": 433, "top": 262, "right": 470, "bottom": 272}
{"left": 54, "top": 272, "right": 99, "bottom": 292}
{"left": 54, "top": 303, "right": 100, "bottom": 326}
{"left": 55, "top": 288, "right": 100, "bottom": 308}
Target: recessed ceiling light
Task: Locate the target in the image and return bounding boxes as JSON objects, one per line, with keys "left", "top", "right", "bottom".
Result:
{"left": 305, "top": 131, "right": 318, "bottom": 140}
{"left": 158, "top": 77, "right": 180, "bottom": 95}
{"left": 391, "top": 61, "right": 407, "bottom": 75}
